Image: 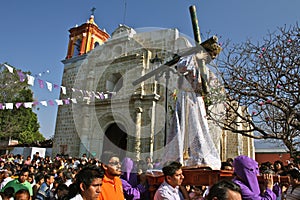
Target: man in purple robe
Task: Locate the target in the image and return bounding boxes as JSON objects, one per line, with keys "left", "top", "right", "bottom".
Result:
{"left": 232, "top": 155, "right": 277, "bottom": 200}
{"left": 121, "top": 157, "right": 148, "bottom": 200}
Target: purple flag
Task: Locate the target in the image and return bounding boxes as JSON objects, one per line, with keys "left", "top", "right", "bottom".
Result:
{"left": 16, "top": 102, "right": 23, "bottom": 108}
{"left": 38, "top": 79, "right": 44, "bottom": 89}
{"left": 17, "top": 71, "right": 25, "bottom": 82}
{"left": 63, "top": 99, "right": 70, "bottom": 104}
{"left": 48, "top": 100, "right": 55, "bottom": 106}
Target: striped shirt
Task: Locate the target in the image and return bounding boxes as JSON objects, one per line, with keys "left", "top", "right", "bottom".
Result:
{"left": 286, "top": 186, "right": 300, "bottom": 200}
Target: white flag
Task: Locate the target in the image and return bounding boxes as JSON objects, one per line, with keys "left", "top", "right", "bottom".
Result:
{"left": 46, "top": 81, "right": 53, "bottom": 92}
{"left": 27, "top": 75, "right": 35, "bottom": 86}
{"left": 3, "top": 64, "right": 14, "bottom": 73}
{"left": 55, "top": 99, "right": 63, "bottom": 105}
{"left": 71, "top": 98, "right": 77, "bottom": 104}
{"left": 24, "top": 102, "right": 33, "bottom": 108}
{"left": 61, "top": 86, "right": 66, "bottom": 94}
{"left": 40, "top": 101, "right": 47, "bottom": 106}
{"left": 5, "top": 103, "right": 13, "bottom": 109}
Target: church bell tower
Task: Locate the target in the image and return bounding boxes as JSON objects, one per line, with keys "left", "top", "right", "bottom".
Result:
{"left": 65, "top": 15, "right": 110, "bottom": 59}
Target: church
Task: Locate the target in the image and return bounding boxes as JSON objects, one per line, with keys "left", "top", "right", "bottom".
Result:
{"left": 53, "top": 14, "right": 255, "bottom": 162}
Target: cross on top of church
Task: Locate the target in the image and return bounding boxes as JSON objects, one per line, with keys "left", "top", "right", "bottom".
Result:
{"left": 91, "top": 7, "right": 96, "bottom": 15}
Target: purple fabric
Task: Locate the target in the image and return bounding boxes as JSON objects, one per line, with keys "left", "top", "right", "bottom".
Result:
{"left": 122, "top": 157, "right": 134, "bottom": 182}
{"left": 121, "top": 157, "right": 149, "bottom": 200}
{"left": 233, "top": 155, "right": 276, "bottom": 200}
{"left": 121, "top": 179, "right": 146, "bottom": 200}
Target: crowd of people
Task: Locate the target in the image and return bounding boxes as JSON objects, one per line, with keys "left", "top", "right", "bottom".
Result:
{"left": 0, "top": 151, "right": 299, "bottom": 200}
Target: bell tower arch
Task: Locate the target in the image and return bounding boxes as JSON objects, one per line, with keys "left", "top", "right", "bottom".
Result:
{"left": 65, "top": 15, "right": 110, "bottom": 59}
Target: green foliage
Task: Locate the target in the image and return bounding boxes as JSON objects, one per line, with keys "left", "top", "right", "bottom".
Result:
{"left": 0, "top": 63, "right": 45, "bottom": 143}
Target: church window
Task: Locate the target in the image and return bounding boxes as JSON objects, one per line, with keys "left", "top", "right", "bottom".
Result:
{"left": 94, "top": 42, "right": 99, "bottom": 48}
{"left": 73, "top": 39, "right": 81, "bottom": 56}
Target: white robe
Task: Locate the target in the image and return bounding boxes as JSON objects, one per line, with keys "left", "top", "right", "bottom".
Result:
{"left": 163, "top": 55, "right": 221, "bottom": 170}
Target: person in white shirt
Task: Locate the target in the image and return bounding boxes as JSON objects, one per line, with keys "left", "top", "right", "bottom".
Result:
{"left": 154, "top": 161, "right": 188, "bottom": 200}
{"left": 69, "top": 165, "right": 104, "bottom": 200}
{"left": 0, "top": 170, "right": 13, "bottom": 190}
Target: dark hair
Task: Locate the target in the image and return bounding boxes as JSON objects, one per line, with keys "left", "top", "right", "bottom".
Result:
{"left": 288, "top": 168, "right": 300, "bottom": 180}
{"left": 273, "top": 160, "right": 285, "bottom": 171}
{"left": 68, "top": 165, "right": 104, "bottom": 198}
{"left": 44, "top": 173, "right": 55, "bottom": 182}
{"left": 3, "top": 187, "right": 14, "bottom": 198}
{"left": 35, "top": 173, "right": 44, "bottom": 183}
{"left": 15, "top": 189, "right": 30, "bottom": 200}
{"left": 100, "top": 151, "right": 118, "bottom": 165}
{"left": 19, "top": 167, "right": 30, "bottom": 175}
{"left": 221, "top": 162, "right": 233, "bottom": 170}
{"left": 63, "top": 171, "right": 72, "bottom": 180}
{"left": 162, "top": 161, "right": 182, "bottom": 177}
{"left": 206, "top": 179, "right": 241, "bottom": 200}
{"left": 55, "top": 183, "right": 69, "bottom": 199}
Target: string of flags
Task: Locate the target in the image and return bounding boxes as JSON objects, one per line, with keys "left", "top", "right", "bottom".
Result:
{"left": 1, "top": 63, "right": 116, "bottom": 110}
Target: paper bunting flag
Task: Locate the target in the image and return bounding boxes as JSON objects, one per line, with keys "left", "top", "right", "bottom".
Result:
{"left": 54, "top": 84, "right": 60, "bottom": 89}
{"left": 3, "top": 64, "right": 14, "bottom": 73}
{"left": 17, "top": 71, "right": 25, "bottom": 82}
{"left": 98, "top": 92, "right": 104, "bottom": 99}
{"left": 40, "top": 101, "right": 47, "bottom": 106}
{"left": 46, "top": 81, "right": 53, "bottom": 92}
{"left": 5, "top": 103, "right": 13, "bottom": 109}
{"left": 55, "top": 99, "right": 63, "bottom": 105}
{"left": 48, "top": 100, "right": 55, "bottom": 106}
{"left": 27, "top": 75, "right": 35, "bottom": 86}
{"left": 71, "top": 98, "right": 77, "bottom": 103}
{"left": 38, "top": 79, "right": 44, "bottom": 89}
{"left": 61, "top": 86, "right": 66, "bottom": 94}
{"left": 16, "top": 102, "right": 23, "bottom": 108}
{"left": 24, "top": 102, "right": 33, "bottom": 108}
{"left": 0, "top": 103, "right": 3, "bottom": 110}
{"left": 63, "top": 99, "right": 70, "bottom": 104}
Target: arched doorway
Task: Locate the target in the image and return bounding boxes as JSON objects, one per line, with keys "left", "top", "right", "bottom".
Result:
{"left": 103, "top": 123, "right": 127, "bottom": 160}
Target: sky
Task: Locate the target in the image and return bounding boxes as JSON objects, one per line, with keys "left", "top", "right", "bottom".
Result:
{"left": 0, "top": 0, "right": 299, "bottom": 146}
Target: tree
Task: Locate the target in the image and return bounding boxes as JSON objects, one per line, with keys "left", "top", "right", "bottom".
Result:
{"left": 0, "top": 63, "right": 45, "bottom": 144}
{"left": 208, "top": 23, "right": 300, "bottom": 157}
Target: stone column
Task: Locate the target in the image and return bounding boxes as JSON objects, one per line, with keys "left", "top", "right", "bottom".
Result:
{"left": 135, "top": 100, "right": 143, "bottom": 161}
{"left": 149, "top": 101, "right": 156, "bottom": 160}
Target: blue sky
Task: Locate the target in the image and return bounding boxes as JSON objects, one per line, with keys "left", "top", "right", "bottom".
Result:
{"left": 0, "top": 0, "right": 299, "bottom": 142}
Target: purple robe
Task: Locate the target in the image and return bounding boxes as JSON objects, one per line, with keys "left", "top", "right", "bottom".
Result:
{"left": 233, "top": 155, "right": 276, "bottom": 200}
{"left": 121, "top": 157, "right": 148, "bottom": 200}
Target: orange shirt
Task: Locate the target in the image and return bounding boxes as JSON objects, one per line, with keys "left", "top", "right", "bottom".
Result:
{"left": 98, "top": 175, "right": 124, "bottom": 200}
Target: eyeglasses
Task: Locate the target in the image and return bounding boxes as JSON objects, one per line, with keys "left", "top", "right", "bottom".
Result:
{"left": 108, "top": 161, "right": 121, "bottom": 166}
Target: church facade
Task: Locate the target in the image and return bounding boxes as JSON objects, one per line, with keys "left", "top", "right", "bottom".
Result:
{"left": 53, "top": 15, "right": 255, "bottom": 162}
